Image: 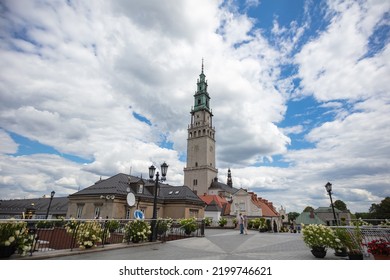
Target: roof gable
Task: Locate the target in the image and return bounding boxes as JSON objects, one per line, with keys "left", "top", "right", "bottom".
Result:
{"left": 296, "top": 212, "right": 326, "bottom": 225}
{"left": 199, "top": 194, "right": 228, "bottom": 208}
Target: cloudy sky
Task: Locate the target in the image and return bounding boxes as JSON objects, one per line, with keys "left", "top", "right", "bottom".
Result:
{"left": 0, "top": 0, "right": 389, "bottom": 213}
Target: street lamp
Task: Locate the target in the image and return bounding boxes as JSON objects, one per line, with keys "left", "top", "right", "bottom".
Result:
{"left": 149, "top": 162, "right": 168, "bottom": 242}
{"left": 45, "top": 191, "right": 55, "bottom": 219}
{"left": 325, "top": 182, "right": 338, "bottom": 226}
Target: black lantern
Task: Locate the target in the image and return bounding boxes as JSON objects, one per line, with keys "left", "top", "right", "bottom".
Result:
{"left": 149, "top": 162, "right": 168, "bottom": 242}
{"left": 324, "top": 182, "right": 338, "bottom": 226}
{"left": 45, "top": 191, "right": 55, "bottom": 219}
{"left": 160, "top": 162, "right": 168, "bottom": 179}
{"left": 149, "top": 164, "right": 156, "bottom": 179}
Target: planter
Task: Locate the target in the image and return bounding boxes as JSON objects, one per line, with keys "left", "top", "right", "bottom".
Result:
{"left": 335, "top": 247, "right": 348, "bottom": 257}
{"left": 348, "top": 252, "right": 363, "bottom": 260}
{"left": 0, "top": 245, "right": 16, "bottom": 258}
{"left": 372, "top": 254, "right": 390, "bottom": 260}
{"left": 132, "top": 238, "right": 140, "bottom": 243}
{"left": 311, "top": 246, "right": 327, "bottom": 258}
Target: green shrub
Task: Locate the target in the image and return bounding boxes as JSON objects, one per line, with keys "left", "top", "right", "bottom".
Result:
{"left": 218, "top": 217, "right": 227, "bottom": 227}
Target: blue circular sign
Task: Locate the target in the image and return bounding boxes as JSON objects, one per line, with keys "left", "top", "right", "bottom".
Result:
{"left": 134, "top": 210, "right": 144, "bottom": 220}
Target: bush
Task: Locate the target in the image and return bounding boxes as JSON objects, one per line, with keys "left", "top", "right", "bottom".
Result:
{"left": 65, "top": 220, "right": 104, "bottom": 249}
{"left": 266, "top": 219, "right": 272, "bottom": 231}
{"left": 218, "top": 217, "right": 227, "bottom": 227}
{"left": 123, "top": 220, "right": 151, "bottom": 243}
{"left": 247, "top": 218, "right": 261, "bottom": 229}
{"left": 105, "top": 220, "right": 120, "bottom": 233}
{"left": 36, "top": 220, "right": 54, "bottom": 229}
{"left": 179, "top": 218, "right": 198, "bottom": 234}
{"left": 203, "top": 217, "right": 212, "bottom": 227}
{"left": 156, "top": 218, "right": 173, "bottom": 235}
{"left": 0, "top": 220, "right": 32, "bottom": 256}
{"left": 259, "top": 218, "right": 268, "bottom": 232}
{"left": 302, "top": 224, "right": 340, "bottom": 249}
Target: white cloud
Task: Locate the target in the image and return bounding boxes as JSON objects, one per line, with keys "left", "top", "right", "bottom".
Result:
{"left": 296, "top": 0, "right": 390, "bottom": 101}
{"left": 0, "top": 0, "right": 388, "bottom": 214}
{"left": 0, "top": 129, "right": 18, "bottom": 154}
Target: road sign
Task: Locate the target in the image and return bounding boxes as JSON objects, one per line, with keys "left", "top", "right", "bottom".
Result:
{"left": 134, "top": 209, "right": 144, "bottom": 220}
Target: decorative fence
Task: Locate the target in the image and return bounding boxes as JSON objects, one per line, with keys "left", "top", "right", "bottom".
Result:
{"left": 0, "top": 218, "right": 205, "bottom": 258}
{"left": 333, "top": 226, "right": 390, "bottom": 257}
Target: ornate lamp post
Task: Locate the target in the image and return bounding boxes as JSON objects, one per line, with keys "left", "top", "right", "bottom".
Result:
{"left": 149, "top": 162, "right": 168, "bottom": 242}
{"left": 325, "top": 182, "right": 338, "bottom": 226}
{"left": 45, "top": 191, "right": 55, "bottom": 219}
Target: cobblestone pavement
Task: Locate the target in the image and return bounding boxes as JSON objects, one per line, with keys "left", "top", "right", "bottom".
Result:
{"left": 26, "top": 229, "right": 357, "bottom": 260}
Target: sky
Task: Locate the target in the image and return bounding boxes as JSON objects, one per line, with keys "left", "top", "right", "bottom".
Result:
{"left": 0, "top": 0, "right": 389, "bottom": 214}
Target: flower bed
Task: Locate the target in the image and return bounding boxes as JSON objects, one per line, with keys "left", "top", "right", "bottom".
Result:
{"left": 123, "top": 220, "right": 151, "bottom": 243}
{"left": 0, "top": 220, "right": 33, "bottom": 257}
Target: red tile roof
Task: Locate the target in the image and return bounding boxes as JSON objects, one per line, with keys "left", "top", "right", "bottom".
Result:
{"left": 198, "top": 194, "right": 228, "bottom": 209}
{"left": 248, "top": 192, "right": 279, "bottom": 217}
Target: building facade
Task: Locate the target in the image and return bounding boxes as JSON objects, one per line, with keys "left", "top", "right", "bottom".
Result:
{"left": 66, "top": 173, "right": 205, "bottom": 220}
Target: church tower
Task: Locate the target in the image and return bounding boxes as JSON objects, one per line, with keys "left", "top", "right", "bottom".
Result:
{"left": 184, "top": 61, "right": 218, "bottom": 195}
{"left": 227, "top": 168, "right": 233, "bottom": 187}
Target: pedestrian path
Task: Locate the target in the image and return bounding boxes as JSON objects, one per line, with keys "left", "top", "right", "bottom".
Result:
{"left": 26, "top": 229, "right": 352, "bottom": 260}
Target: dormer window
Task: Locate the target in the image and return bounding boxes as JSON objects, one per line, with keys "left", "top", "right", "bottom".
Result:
{"left": 137, "top": 184, "right": 144, "bottom": 194}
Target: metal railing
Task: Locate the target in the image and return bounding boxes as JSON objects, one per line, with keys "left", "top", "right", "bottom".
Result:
{"left": 332, "top": 225, "right": 390, "bottom": 256}
{"left": 0, "top": 218, "right": 205, "bottom": 257}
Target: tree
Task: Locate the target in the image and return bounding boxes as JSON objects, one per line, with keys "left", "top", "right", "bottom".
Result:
{"left": 287, "top": 212, "right": 300, "bottom": 222}
{"left": 369, "top": 197, "right": 390, "bottom": 219}
{"left": 334, "top": 200, "right": 347, "bottom": 211}
{"left": 303, "top": 206, "right": 314, "bottom": 212}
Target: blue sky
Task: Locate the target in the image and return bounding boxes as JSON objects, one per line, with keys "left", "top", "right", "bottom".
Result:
{"left": 0, "top": 0, "right": 389, "bottom": 213}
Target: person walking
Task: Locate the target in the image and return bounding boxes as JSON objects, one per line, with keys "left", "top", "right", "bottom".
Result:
{"left": 238, "top": 213, "right": 244, "bottom": 234}
{"left": 243, "top": 214, "right": 248, "bottom": 235}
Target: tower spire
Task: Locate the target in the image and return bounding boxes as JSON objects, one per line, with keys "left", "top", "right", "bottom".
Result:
{"left": 227, "top": 168, "right": 233, "bottom": 187}
{"left": 201, "top": 58, "right": 204, "bottom": 74}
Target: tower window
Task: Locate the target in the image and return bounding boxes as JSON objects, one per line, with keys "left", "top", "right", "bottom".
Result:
{"left": 195, "top": 162, "right": 198, "bottom": 167}
{"left": 198, "top": 99, "right": 201, "bottom": 105}
{"left": 193, "top": 179, "right": 198, "bottom": 186}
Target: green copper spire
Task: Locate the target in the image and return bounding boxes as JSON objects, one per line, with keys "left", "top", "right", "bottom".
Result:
{"left": 193, "top": 59, "right": 210, "bottom": 112}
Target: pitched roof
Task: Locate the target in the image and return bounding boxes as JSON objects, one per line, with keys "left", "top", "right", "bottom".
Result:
{"left": 69, "top": 173, "right": 203, "bottom": 204}
{"left": 205, "top": 200, "right": 222, "bottom": 212}
{"left": 296, "top": 212, "right": 326, "bottom": 225}
{"left": 315, "top": 207, "right": 343, "bottom": 213}
{"left": 69, "top": 173, "right": 141, "bottom": 197}
{"left": 248, "top": 192, "right": 279, "bottom": 217}
{"left": 209, "top": 179, "right": 239, "bottom": 194}
{"left": 198, "top": 194, "right": 228, "bottom": 208}
{"left": 0, "top": 197, "right": 69, "bottom": 216}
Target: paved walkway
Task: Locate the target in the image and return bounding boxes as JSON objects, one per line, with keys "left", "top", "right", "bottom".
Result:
{"left": 15, "top": 229, "right": 359, "bottom": 260}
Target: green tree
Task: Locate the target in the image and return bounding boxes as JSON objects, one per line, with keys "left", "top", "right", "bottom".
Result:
{"left": 369, "top": 197, "right": 390, "bottom": 219}
{"left": 303, "top": 206, "right": 314, "bottom": 212}
{"left": 287, "top": 212, "right": 299, "bottom": 222}
{"left": 334, "top": 200, "right": 347, "bottom": 211}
